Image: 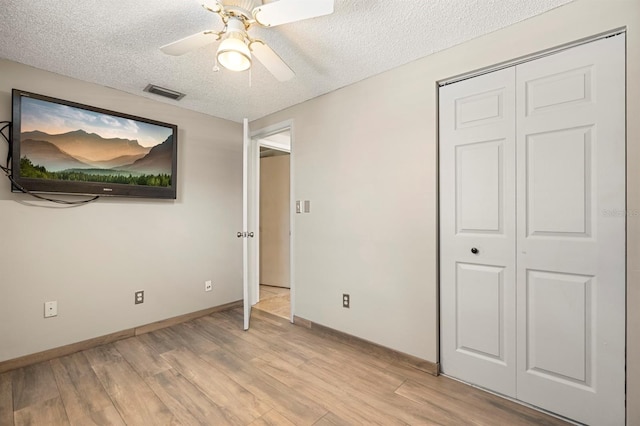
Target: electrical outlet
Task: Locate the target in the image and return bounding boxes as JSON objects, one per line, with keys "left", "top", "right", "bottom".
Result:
{"left": 44, "top": 301, "right": 57, "bottom": 318}
{"left": 205, "top": 280, "right": 212, "bottom": 292}
{"left": 135, "top": 290, "right": 144, "bottom": 304}
{"left": 342, "top": 293, "right": 350, "bottom": 309}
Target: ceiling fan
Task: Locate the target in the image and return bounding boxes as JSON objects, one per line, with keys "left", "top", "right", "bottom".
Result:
{"left": 160, "top": 0, "right": 335, "bottom": 81}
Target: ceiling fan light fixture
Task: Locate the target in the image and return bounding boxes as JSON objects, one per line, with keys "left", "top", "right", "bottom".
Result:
{"left": 162, "top": 1, "right": 337, "bottom": 80}
{"left": 217, "top": 31, "right": 251, "bottom": 72}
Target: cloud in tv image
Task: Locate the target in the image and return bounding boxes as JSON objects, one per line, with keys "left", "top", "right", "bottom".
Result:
{"left": 19, "top": 97, "right": 174, "bottom": 187}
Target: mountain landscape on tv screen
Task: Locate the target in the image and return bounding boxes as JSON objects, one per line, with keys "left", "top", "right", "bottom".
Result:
{"left": 19, "top": 129, "right": 173, "bottom": 187}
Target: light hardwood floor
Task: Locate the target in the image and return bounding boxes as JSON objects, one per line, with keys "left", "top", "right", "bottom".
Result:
{"left": 2, "top": 307, "right": 568, "bottom": 425}
{"left": 253, "top": 285, "right": 290, "bottom": 319}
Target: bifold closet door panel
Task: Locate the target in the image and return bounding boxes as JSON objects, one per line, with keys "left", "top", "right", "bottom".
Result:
{"left": 439, "top": 67, "right": 517, "bottom": 397}
{"left": 514, "top": 34, "right": 626, "bottom": 426}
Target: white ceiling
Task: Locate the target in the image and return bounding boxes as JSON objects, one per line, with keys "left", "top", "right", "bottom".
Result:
{"left": 0, "top": 0, "right": 572, "bottom": 123}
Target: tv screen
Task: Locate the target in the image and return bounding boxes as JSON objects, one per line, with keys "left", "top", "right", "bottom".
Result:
{"left": 10, "top": 89, "right": 178, "bottom": 199}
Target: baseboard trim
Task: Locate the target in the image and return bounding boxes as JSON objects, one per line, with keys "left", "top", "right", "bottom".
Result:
{"left": 293, "top": 315, "right": 440, "bottom": 376}
{"left": 134, "top": 300, "right": 242, "bottom": 335}
{"left": 0, "top": 300, "right": 242, "bottom": 374}
{"left": 0, "top": 329, "right": 136, "bottom": 374}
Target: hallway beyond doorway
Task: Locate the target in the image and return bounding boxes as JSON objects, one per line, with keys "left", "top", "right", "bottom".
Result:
{"left": 253, "top": 285, "right": 290, "bottom": 319}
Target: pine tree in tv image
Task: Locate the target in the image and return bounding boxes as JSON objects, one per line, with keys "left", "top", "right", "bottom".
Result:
{"left": 19, "top": 97, "right": 174, "bottom": 187}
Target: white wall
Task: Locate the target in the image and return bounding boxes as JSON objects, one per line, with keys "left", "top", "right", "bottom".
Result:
{"left": 251, "top": 0, "right": 640, "bottom": 422}
{"left": 0, "top": 59, "right": 243, "bottom": 362}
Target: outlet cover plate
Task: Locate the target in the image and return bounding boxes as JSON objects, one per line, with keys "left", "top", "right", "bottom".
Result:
{"left": 342, "top": 294, "right": 350, "bottom": 308}
{"left": 135, "top": 290, "right": 144, "bottom": 304}
{"left": 44, "top": 301, "right": 58, "bottom": 318}
{"left": 205, "top": 280, "right": 212, "bottom": 292}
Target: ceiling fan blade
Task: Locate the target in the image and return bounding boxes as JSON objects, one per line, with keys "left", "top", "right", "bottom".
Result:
{"left": 160, "top": 31, "right": 220, "bottom": 56}
{"left": 200, "top": 0, "right": 222, "bottom": 13}
{"left": 250, "top": 40, "right": 295, "bottom": 82}
{"left": 252, "top": 0, "right": 334, "bottom": 27}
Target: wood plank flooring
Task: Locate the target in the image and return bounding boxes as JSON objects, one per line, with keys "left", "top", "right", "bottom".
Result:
{"left": 5, "top": 307, "right": 569, "bottom": 425}
{"left": 253, "top": 285, "right": 290, "bottom": 320}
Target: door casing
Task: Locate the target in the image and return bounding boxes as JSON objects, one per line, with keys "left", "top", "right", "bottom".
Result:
{"left": 249, "top": 120, "right": 295, "bottom": 323}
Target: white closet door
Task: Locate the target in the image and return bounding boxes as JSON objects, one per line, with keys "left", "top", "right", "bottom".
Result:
{"left": 439, "top": 68, "right": 517, "bottom": 397}
{"left": 515, "top": 35, "right": 625, "bottom": 425}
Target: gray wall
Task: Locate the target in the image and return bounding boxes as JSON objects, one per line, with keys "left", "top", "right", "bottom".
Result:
{"left": 0, "top": 59, "right": 243, "bottom": 362}
{"left": 251, "top": 1, "right": 640, "bottom": 422}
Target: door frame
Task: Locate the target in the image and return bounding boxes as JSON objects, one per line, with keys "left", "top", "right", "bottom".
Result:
{"left": 438, "top": 28, "right": 625, "bottom": 87}
{"left": 250, "top": 120, "right": 295, "bottom": 323}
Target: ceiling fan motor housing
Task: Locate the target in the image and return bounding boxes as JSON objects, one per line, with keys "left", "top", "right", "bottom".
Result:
{"left": 226, "top": 17, "right": 248, "bottom": 35}
{"left": 222, "top": 0, "right": 258, "bottom": 14}
{"left": 220, "top": 0, "right": 257, "bottom": 25}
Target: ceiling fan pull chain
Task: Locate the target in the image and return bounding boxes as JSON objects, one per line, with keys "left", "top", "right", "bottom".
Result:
{"left": 213, "top": 55, "right": 220, "bottom": 73}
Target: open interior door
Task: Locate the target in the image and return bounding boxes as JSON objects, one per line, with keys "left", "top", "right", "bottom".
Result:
{"left": 241, "top": 118, "right": 260, "bottom": 331}
{"left": 242, "top": 118, "right": 251, "bottom": 330}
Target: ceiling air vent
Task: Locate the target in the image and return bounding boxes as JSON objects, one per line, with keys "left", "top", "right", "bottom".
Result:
{"left": 143, "top": 84, "right": 185, "bottom": 101}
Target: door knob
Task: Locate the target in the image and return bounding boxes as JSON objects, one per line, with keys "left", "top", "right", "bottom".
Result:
{"left": 471, "top": 247, "right": 479, "bottom": 254}
{"left": 248, "top": 232, "right": 254, "bottom": 238}
{"left": 237, "top": 232, "right": 243, "bottom": 238}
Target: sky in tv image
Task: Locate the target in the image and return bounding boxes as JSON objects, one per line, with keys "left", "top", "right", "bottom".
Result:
{"left": 19, "top": 96, "right": 174, "bottom": 187}
{"left": 20, "top": 97, "right": 171, "bottom": 148}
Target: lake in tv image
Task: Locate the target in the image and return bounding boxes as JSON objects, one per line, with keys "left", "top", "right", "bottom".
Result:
{"left": 19, "top": 96, "right": 174, "bottom": 187}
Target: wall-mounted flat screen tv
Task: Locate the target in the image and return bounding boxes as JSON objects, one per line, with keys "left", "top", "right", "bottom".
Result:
{"left": 11, "top": 89, "right": 178, "bottom": 199}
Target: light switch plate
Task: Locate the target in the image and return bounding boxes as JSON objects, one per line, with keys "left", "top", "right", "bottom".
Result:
{"left": 296, "top": 200, "right": 302, "bottom": 214}
{"left": 304, "top": 200, "right": 311, "bottom": 213}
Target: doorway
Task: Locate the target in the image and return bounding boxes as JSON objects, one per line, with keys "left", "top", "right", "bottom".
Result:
{"left": 247, "top": 124, "right": 294, "bottom": 322}
{"left": 253, "top": 138, "right": 291, "bottom": 319}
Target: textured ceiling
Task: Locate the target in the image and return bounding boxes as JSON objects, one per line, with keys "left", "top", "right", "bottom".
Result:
{"left": 0, "top": 0, "right": 572, "bottom": 123}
